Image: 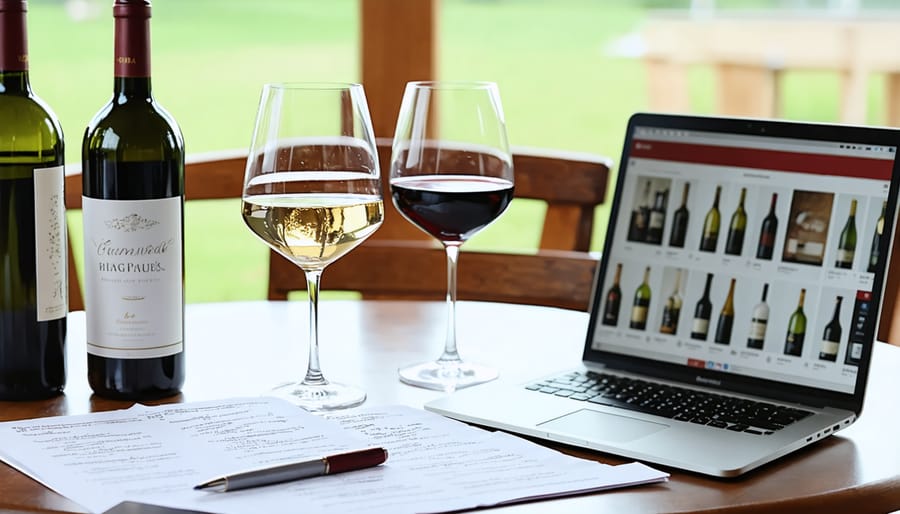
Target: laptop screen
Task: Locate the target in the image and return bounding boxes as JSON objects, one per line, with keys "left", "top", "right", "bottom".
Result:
{"left": 588, "top": 115, "right": 898, "bottom": 397}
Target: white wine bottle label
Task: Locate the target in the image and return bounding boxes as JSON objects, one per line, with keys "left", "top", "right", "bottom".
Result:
{"left": 649, "top": 212, "right": 664, "bottom": 230}
{"left": 748, "top": 319, "right": 767, "bottom": 340}
{"left": 836, "top": 249, "right": 854, "bottom": 264}
{"left": 821, "top": 340, "right": 839, "bottom": 356}
{"left": 692, "top": 318, "right": 709, "bottom": 335}
{"left": 33, "top": 166, "right": 67, "bottom": 321}
{"left": 631, "top": 306, "right": 648, "bottom": 323}
{"left": 83, "top": 197, "right": 183, "bottom": 358}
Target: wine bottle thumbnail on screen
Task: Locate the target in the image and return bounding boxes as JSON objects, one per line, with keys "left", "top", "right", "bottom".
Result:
{"left": 668, "top": 183, "right": 690, "bottom": 248}
{"left": 602, "top": 263, "right": 623, "bottom": 326}
{"left": 724, "top": 188, "right": 747, "bottom": 256}
{"left": 645, "top": 190, "right": 667, "bottom": 245}
{"left": 659, "top": 269, "right": 683, "bottom": 335}
{"left": 714, "top": 278, "right": 736, "bottom": 344}
{"left": 867, "top": 200, "right": 886, "bottom": 273}
{"left": 699, "top": 186, "right": 721, "bottom": 252}
{"left": 627, "top": 180, "right": 652, "bottom": 242}
{"left": 784, "top": 289, "right": 807, "bottom": 357}
{"left": 630, "top": 266, "right": 652, "bottom": 330}
{"left": 835, "top": 199, "right": 857, "bottom": 269}
{"left": 756, "top": 193, "right": 778, "bottom": 260}
{"left": 818, "top": 296, "right": 843, "bottom": 362}
{"left": 691, "top": 273, "right": 714, "bottom": 340}
{"left": 747, "top": 283, "right": 770, "bottom": 349}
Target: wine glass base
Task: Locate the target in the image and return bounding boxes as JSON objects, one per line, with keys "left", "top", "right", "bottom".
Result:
{"left": 270, "top": 381, "right": 366, "bottom": 412}
{"left": 398, "top": 361, "right": 499, "bottom": 392}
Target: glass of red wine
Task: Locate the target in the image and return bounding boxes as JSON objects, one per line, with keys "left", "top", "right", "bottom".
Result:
{"left": 390, "top": 81, "right": 514, "bottom": 391}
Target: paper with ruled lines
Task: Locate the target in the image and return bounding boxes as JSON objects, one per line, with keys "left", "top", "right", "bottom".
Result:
{"left": 0, "top": 397, "right": 667, "bottom": 514}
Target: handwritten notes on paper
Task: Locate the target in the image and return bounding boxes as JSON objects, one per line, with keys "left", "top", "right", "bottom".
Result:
{"left": 0, "top": 398, "right": 667, "bottom": 514}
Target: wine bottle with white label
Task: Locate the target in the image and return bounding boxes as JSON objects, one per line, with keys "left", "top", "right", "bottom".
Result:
{"left": 645, "top": 190, "right": 667, "bottom": 245}
{"left": 0, "top": 0, "right": 67, "bottom": 399}
{"left": 835, "top": 199, "right": 857, "bottom": 269}
{"left": 818, "top": 295, "right": 843, "bottom": 362}
{"left": 747, "top": 283, "right": 769, "bottom": 349}
{"left": 82, "top": 0, "right": 185, "bottom": 399}
{"left": 690, "top": 273, "right": 714, "bottom": 340}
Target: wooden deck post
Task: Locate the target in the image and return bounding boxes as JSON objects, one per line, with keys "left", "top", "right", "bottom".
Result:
{"left": 360, "top": 0, "right": 437, "bottom": 240}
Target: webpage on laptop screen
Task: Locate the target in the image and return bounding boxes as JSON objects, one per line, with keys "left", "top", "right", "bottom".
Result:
{"left": 592, "top": 126, "right": 896, "bottom": 394}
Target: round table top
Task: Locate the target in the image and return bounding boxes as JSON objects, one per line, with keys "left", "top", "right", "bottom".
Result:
{"left": 1, "top": 300, "right": 899, "bottom": 514}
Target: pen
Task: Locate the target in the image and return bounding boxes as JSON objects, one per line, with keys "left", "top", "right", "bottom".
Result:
{"left": 193, "top": 447, "right": 388, "bottom": 492}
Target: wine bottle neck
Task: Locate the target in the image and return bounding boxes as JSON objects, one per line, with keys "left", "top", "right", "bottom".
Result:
{"left": 113, "top": 1, "right": 152, "bottom": 94}
{"left": 1, "top": 1, "right": 29, "bottom": 85}
{"left": 832, "top": 298, "right": 843, "bottom": 319}
{"left": 0, "top": 70, "right": 30, "bottom": 94}
{"left": 113, "top": 76, "right": 152, "bottom": 100}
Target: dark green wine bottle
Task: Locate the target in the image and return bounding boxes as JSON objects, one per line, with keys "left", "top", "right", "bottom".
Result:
{"left": 714, "top": 278, "right": 736, "bottom": 344}
{"left": 630, "top": 266, "right": 651, "bottom": 330}
{"left": 699, "top": 185, "right": 721, "bottom": 252}
{"left": 724, "top": 188, "right": 747, "bottom": 255}
{"left": 668, "top": 183, "right": 689, "bottom": 248}
{"left": 602, "top": 263, "right": 623, "bottom": 326}
{"left": 0, "top": 0, "right": 67, "bottom": 399}
{"left": 784, "top": 289, "right": 807, "bottom": 357}
{"left": 818, "top": 296, "right": 843, "bottom": 362}
{"left": 867, "top": 200, "right": 886, "bottom": 273}
{"left": 835, "top": 199, "right": 857, "bottom": 269}
{"left": 82, "top": 0, "right": 185, "bottom": 400}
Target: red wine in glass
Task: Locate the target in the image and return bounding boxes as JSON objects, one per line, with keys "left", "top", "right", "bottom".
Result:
{"left": 391, "top": 175, "right": 514, "bottom": 242}
{"left": 391, "top": 80, "right": 513, "bottom": 392}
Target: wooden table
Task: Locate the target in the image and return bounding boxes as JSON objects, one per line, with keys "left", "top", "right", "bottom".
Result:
{"left": 2, "top": 301, "right": 899, "bottom": 513}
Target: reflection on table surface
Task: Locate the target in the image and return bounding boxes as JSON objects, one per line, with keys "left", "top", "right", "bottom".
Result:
{"left": 2, "top": 300, "right": 899, "bottom": 514}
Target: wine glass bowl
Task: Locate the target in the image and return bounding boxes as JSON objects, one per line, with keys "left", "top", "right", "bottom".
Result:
{"left": 241, "top": 83, "right": 383, "bottom": 411}
{"left": 390, "top": 81, "right": 514, "bottom": 391}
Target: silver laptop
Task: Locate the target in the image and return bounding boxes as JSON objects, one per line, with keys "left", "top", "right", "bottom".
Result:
{"left": 426, "top": 113, "right": 900, "bottom": 477}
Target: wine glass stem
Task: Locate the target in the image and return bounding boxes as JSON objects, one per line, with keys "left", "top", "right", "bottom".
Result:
{"left": 438, "top": 244, "right": 463, "bottom": 364}
{"left": 303, "top": 269, "right": 327, "bottom": 386}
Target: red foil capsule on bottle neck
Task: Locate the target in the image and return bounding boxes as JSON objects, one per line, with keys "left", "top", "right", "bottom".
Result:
{"left": 0, "top": 0, "right": 28, "bottom": 72}
{"left": 113, "top": 0, "right": 152, "bottom": 78}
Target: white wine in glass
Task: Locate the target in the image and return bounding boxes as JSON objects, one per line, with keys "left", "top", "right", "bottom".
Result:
{"left": 391, "top": 81, "right": 514, "bottom": 392}
{"left": 241, "top": 83, "right": 383, "bottom": 411}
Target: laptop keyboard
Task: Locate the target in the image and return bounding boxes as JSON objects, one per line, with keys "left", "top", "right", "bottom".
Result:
{"left": 526, "top": 370, "right": 814, "bottom": 435}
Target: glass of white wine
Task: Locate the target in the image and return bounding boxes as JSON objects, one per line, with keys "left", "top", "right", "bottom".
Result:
{"left": 241, "top": 83, "right": 383, "bottom": 411}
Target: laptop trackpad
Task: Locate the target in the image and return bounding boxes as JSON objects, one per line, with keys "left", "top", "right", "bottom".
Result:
{"left": 538, "top": 409, "right": 669, "bottom": 443}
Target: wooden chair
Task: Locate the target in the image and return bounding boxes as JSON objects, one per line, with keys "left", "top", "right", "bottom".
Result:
{"left": 66, "top": 144, "right": 610, "bottom": 313}
{"left": 267, "top": 141, "right": 610, "bottom": 311}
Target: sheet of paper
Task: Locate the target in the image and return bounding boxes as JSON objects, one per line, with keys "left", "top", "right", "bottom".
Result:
{"left": 0, "top": 398, "right": 667, "bottom": 514}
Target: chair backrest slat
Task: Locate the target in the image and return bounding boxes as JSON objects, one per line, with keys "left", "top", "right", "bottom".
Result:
{"left": 66, "top": 146, "right": 611, "bottom": 312}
